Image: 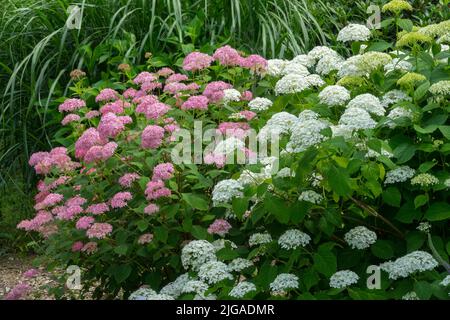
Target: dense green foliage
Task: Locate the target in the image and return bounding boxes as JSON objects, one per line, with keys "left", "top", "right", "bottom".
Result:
{"left": 14, "top": 1, "right": 450, "bottom": 300}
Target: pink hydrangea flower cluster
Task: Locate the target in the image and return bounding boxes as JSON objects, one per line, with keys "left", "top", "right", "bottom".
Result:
{"left": 66, "top": 195, "right": 87, "bottom": 207}
{"left": 133, "top": 71, "right": 157, "bottom": 85}
{"left": 138, "top": 233, "right": 154, "bottom": 244}
{"left": 96, "top": 88, "right": 119, "bottom": 103}
{"left": 119, "top": 173, "right": 141, "bottom": 188}
{"left": 207, "top": 219, "right": 232, "bottom": 236}
{"left": 212, "top": 45, "right": 267, "bottom": 74}
{"left": 58, "top": 98, "right": 86, "bottom": 113}
{"left": 203, "top": 81, "right": 233, "bottom": 103}
{"left": 17, "top": 210, "right": 53, "bottom": 231}
{"left": 238, "top": 110, "right": 257, "bottom": 121}
{"left": 29, "top": 147, "right": 79, "bottom": 175}
{"left": 143, "top": 102, "right": 171, "bottom": 120}
{"left": 75, "top": 128, "right": 105, "bottom": 159}
{"left": 144, "top": 203, "right": 159, "bottom": 215}
{"left": 61, "top": 113, "right": 81, "bottom": 126}
{"left": 181, "top": 95, "right": 209, "bottom": 110}
{"left": 163, "top": 117, "right": 180, "bottom": 134}
{"left": 86, "top": 110, "right": 100, "bottom": 119}
{"left": 141, "top": 81, "right": 163, "bottom": 92}
{"left": 167, "top": 73, "right": 189, "bottom": 83}
{"left": 217, "top": 122, "right": 251, "bottom": 138}
{"left": 141, "top": 125, "right": 165, "bottom": 149}
{"left": 100, "top": 100, "right": 131, "bottom": 114}
{"left": 152, "top": 163, "right": 175, "bottom": 181}
{"left": 84, "top": 141, "right": 118, "bottom": 163}
{"left": 157, "top": 67, "right": 175, "bottom": 77}
{"left": 123, "top": 88, "right": 138, "bottom": 99}
{"left": 163, "top": 82, "right": 198, "bottom": 95}
{"left": 183, "top": 52, "right": 214, "bottom": 71}
{"left": 52, "top": 202, "right": 84, "bottom": 220}
{"left": 86, "top": 223, "right": 113, "bottom": 239}
{"left": 145, "top": 180, "right": 171, "bottom": 200}
{"left": 72, "top": 241, "right": 84, "bottom": 252}
{"left": 204, "top": 153, "right": 227, "bottom": 168}
{"left": 81, "top": 241, "right": 98, "bottom": 254}
{"left": 4, "top": 283, "right": 31, "bottom": 300}
{"left": 212, "top": 45, "right": 242, "bottom": 66}
{"left": 239, "top": 54, "right": 268, "bottom": 73}
{"left": 23, "top": 268, "right": 39, "bottom": 278}
{"left": 241, "top": 90, "right": 253, "bottom": 101}
{"left": 85, "top": 202, "right": 109, "bottom": 215}
{"left": 76, "top": 216, "right": 95, "bottom": 230}
{"left": 34, "top": 193, "right": 64, "bottom": 210}
{"left": 110, "top": 192, "right": 133, "bottom": 208}
{"left": 98, "top": 112, "right": 131, "bottom": 139}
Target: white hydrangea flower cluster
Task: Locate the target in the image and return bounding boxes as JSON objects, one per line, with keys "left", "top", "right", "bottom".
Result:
{"left": 258, "top": 112, "right": 298, "bottom": 143}
{"left": 274, "top": 74, "right": 324, "bottom": 95}
{"left": 344, "top": 226, "right": 377, "bottom": 249}
{"left": 339, "top": 107, "right": 377, "bottom": 130}
{"left": 357, "top": 52, "right": 392, "bottom": 74}
{"left": 266, "top": 59, "right": 288, "bottom": 77}
{"left": 198, "top": 261, "right": 233, "bottom": 285}
{"left": 229, "top": 281, "right": 257, "bottom": 298}
{"left": 128, "top": 287, "right": 157, "bottom": 300}
{"left": 416, "top": 222, "right": 431, "bottom": 233}
{"left": 249, "top": 232, "right": 273, "bottom": 247}
{"left": 384, "top": 166, "right": 416, "bottom": 184}
{"left": 237, "top": 169, "right": 267, "bottom": 186}
{"left": 212, "top": 239, "right": 237, "bottom": 251}
{"left": 146, "top": 293, "right": 175, "bottom": 300}
{"left": 380, "top": 251, "right": 439, "bottom": 280}
{"left": 381, "top": 90, "right": 412, "bottom": 107}
{"left": 222, "top": 88, "right": 241, "bottom": 103}
{"left": 346, "top": 93, "right": 385, "bottom": 116}
{"left": 181, "top": 240, "right": 217, "bottom": 271}
{"left": 330, "top": 125, "right": 354, "bottom": 139}
{"left": 269, "top": 273, "right": 299, "bottom": 294}
{"left": 181, "top": 280, "right": 209, "bottom": 295}
{"left": 365, "top": 148, "right": 394, "bottom": 159}
{"left": 440, "top": 275, "right": 450, "bottom": 287}
{"left": 308, "top": 46, "right": 339, "bottom": 61}
{"left": 160, "top": 273, "right": 191, "bottom": 297}
{"left": 282, "top": 61, "right": 310, "bottom": 76}
{"left": 278, "top": 229, "right": 311, "bottom": 250}
{"left": 213, "top": 137, "right": 245, "bottom": 156}
{"left": 445, "top": 178, "right": 450, "bottom": 188}
{"left": 337, "top": 55, "right": 366, "bottom": 78}
{"left": 402, "top": 292, "right": 420, "bottom": 300}
{"left": 384, "top": 58, "right": 413, "bottom": 73}
{"left": 292, "top": 54, "right": 316, "bottom": 68}
{"left": 337, "top": 23, "right": 371, "bottom": 42}
{"left": 248, "top": 97, "right": 273, "bottom": 112}
{"left": 386, "top": 107, "right": 413, "bottom": 128}
{"left": 316, "top": 54, "right": 344, "bottom": 76}
{"left": 227, "top": 258, "right": 253, "bottom": 272}
{"left": 309, "top": 172, "right": 324, "bottom": 188}
{"left": 329, "top": 270, "right": 359, "bottom": 289}
{"left": 298, "top": 190, "right": 323, "bottom": 204}
{"left": 410, "top": 173, "right": 439, "bottom": 187}
{"left": 212, "top": 179, "right": 244, "bottom": 206}
{"left": 276, "top": 167, "right": 294, "bottom": 178}
{"left": 318, "top": 85, "right": 351, "bottom": 106}
{"left": 429, "top": 80, "right": 450, "bottom": 95}
{"left": 286, "top": 117, "right": 328, "bottom": 153}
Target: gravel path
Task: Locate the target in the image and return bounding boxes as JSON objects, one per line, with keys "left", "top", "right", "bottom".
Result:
{"left": 0, "top": 254, "right": 57, "bottom": 300}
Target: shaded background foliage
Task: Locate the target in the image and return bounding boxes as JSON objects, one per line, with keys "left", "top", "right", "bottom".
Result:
{"left": 0, "top": 0, "right": 448, "bottom": 251}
